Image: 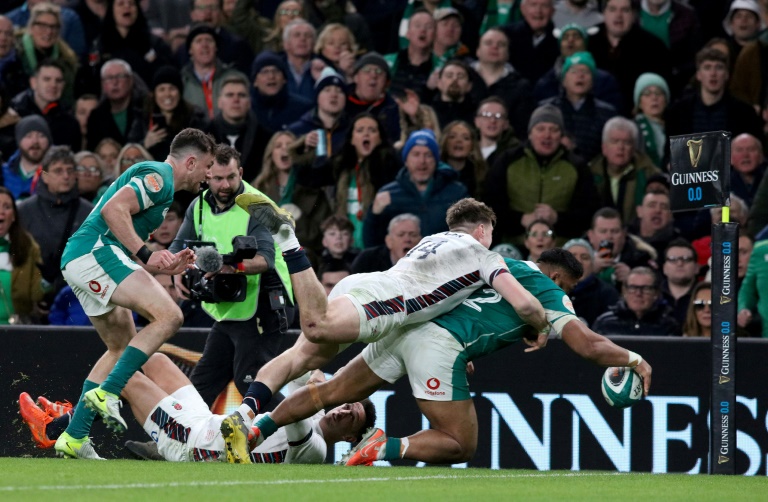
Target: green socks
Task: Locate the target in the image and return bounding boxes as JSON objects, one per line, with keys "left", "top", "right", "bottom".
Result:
{"left": 64, "top": 380, "right": 99, "bottom": 439}
{"left": 255, "top": 414, "right": 278, "bottom": 439}
{"left": 100, "top": 346, "right": 149, "bottom": 396}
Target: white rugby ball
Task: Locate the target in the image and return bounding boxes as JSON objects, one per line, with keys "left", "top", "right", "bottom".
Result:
{"left": 601, "top": 367, "right": 643, "bottom": 409}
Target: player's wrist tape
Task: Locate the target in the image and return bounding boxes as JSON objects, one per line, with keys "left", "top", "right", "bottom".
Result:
{"left": 136, "top": 245, "right": 153, "bottom": 264}
{"left": 307, "top": 381, "right": 324, "bottom": 412}
{"left": 627, "top": 350, "right": 643, "bottom": 368}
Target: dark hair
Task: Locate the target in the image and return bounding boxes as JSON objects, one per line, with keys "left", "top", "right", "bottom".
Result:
{"left": 696, "top": 47, "right": 729, "bottom": 69}
{"left": 353, "top": 399, "right": 377, "bottom": 444}
{"left": 316, "top": 259, "right": 352, "bottom": 280}
{"left": 167, "top": 201, "right": 184, "bottom": 219}
{"left": 0, "top": 187, "right": 35, "bottom": 268}
{"left": 321, "top": 214, "right": 354, "bottom": 233}
{"left": 526, "top": 218, "right": 553, "bottom": 235}
{"left": 538, "top": 248, "right": 583, "bottom": 282}
{"left": 101, "top": 0, "right": 152, "bottom": 57}
{"left": 664, "top": 237, "right": 698, "bottom": 264}
{"left": 477, "top": 96, "right": 508, "bottom": 115}
{"left": 439, "top": 59, "right": 471, "bottom": 78}
{"left": 214, "top": 143, "right": 241, "bottom": 166}
{"left": 335, "top": 113, "right": 391, "bottom": 176}
{"left": 35, "top": 58, "right": 66, "bottom": 76}
{"left": 42, "top": 145, "right": 75, "bottom": 171}
{"left": 590, "top": 206, "right": 623, "bottom": 228}
{"left": 169, "top": 128, "right": 216, "bottom": 157}
{"left": 683, "top": 281, "right": 711, "bottom": 337}
{"left": 220, "top": 74, "right": 250, "bottom": 90}
{"left": 445, "top": 197, "right": 496, "bottom": 229}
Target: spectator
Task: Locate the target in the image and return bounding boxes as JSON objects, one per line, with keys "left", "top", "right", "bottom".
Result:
{"left": 262, "top": 0, "right": 303, "bottom": 53}
{"left": 553, "top": 0, "right": 603, "bottom": 29}
{"left": 131, "top": 65, "right": 209, "bottom": 161}
{"left": 660, "top": 237, "right": 699, "bottom": 325}
{"left": 589, "top": 0, "right": 671, "bottom": 114}
{"left": 86, "top": 0, "right": 173, "bottom": 91}
{"left": 249, "top": 51, "right": 312, "bottom": 134}
{"left": 629, "top": 189, "right": 680, "bottom": 259}
{"left": 392, "top": 90, "right": 442, "bottom": 149}
{"left": 174, "top": 0, "right": 254, "bottom": 75}
{"left": 592, "top": 265, "right": 679, "bottom": 336}
{"left": 666, "top": 47, "right": 763, "bottom": 141}
{"left": 468, "top": 27, "right": 535, "bottom": 141}
{"left": 722, "top": 0, "right": 764, "bottom": 61}
{"left": 0, "top": 15, "right": 29, "bottom": 99}
{"left": 73, "top": 150, "right": 109, "bottom": 203}
{"left": 586, "top": 206, "right": 656, "bottom": 287}
{"left": 0, "top": 82, "right": 20, "bottom": 159}
{"left": 485, "top": 104, "right": 598, "bottom": 246}
{"left": 302, "top": 0, "right": 372, "bottom": 55}
{"left": 638, "top": 0, "right": 701, "bottom": 95}
{"left": 16, "top": 2, "right": 79, "bottom": 106}
{"left": 94, "top": 137, "right": 121, "bottom": 181}
{"left": 48, "top": 285, "right": 90, "bottom": 326}
{"left": 206, "top": 74, "right": 271, "bottom": 182}
{"left": 440, "top": 120, "right": 486, "bottom": 198}
{"left": 534, "top": 22, "right": 623, "bottom": 112}
{"left": 432, "top": 7, "right": 469, "bottom": 68}
{"left": 317, "top": 260, "right": 351, "bottom": 296}
{"left": 7, "top": 0, "right": 86, "bottom": 58}
{"left": 225, "top": 0, "right": 272, "bottom": 54}
{"left": 738, "top": 238, "right": 768, "bottom": 337}
{"left": 86, "top": 59, "right": 142, "bottom": 150}
{"left": 474, "top": 97, "right": 520, "bottom": 166}
{"left": 589, "top": 117, "right": 661, "bottom": 223}
{"left": 74, "top": 93, "right": 99, "bottom": 152}
{"left": 2, "top": 115, "right": 51, "bottom": 200}
{"left": 729, "top": 28, "right": 768, "bottom": 109}
{"left": 523, "top": 219, "right": 555, "bottom": 261}
{"left": 17, "top": 146, "right": 94, "bottom": 311}
{"left": 681, "top": 281, "right": 712, "bottom": 337}
{"left": 313, "top": 23, "right": 357, "bottom": 79}
{"left": 0, "top": 186, "right": 44, "bottom": 325}
{"left": 319, "top": 215, "right": 359, "bottom": 269}
{"left": 253, "top": 130, "right": 332, "bottom": 258}
{"left": 729, "top": 133, "right": 765, "bottom": 207}
{"left": 147, "top": 201, "right": 184, "bottom": 251}
{"left": 633, "top": 72, "right": 670, "bottom": 168}
{"left": 11, "top": 59, "right": 81, "bottom": 152}
{"left": 115, "top": 142, "right": 152, "bottom": 176}
{"left": 502, "top": 0, "right": 559, "bottom": 84}
{"left": 482, "top": 0, "right": 523, "bottom": 32}
{"left": 430, "top": 60, "right": 475, "bottom": 128}
{"left": 541, "top": 51, "right": 617, "bottom": 163}
{"left": 563, "top": 237, "right": 620, "bottom": 327}
{"left": 281, "top": 19, "right": 317, "bottom": 102}
{"left": 351, "top": 213, "right": 422, "bottom": 273}
{"left": 363, "top": 129, "right": 468, "bottom": 246}
{"left": 385, "top": 9, "right": 436, "bottom": 98}
{"left": 345, "top": 52, "right": 401, "bottom": 142}
{"left": 180, "top": 24, "right": 248, "bottom": 120}
{"left": 74, "top": 0, "right": 108, "bottom": 52}
{"left": 144, "top": 0, "right": 191, "bottom": 51}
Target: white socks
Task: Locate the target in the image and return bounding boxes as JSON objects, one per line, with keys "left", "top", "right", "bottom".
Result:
{"left": 274, "top": 224, "right": 300, "bottom": 253}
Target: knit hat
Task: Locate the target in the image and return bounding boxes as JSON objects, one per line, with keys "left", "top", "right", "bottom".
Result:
{"left": 401, "top": 129, "right": 440, "bottom": 163}
{"left": 250, "top": 50, "right": 288, "bottom": 81}
{"left": 558, "top": 23, "right": 588, "bottom": 44}
{"left": 352, "top": 51, "right": 390, "bottom": 78}
{"left": 15, "top": 115, "right": 52, "bottom": 145}
{"left": 563, "top": 238, "right": 594, "bottom": 258}
{"left": 314, "top": 66, "right": 347, "bottom": 98}
{"left": 528, "top": 104, "right": 564, "bottom": 133}
{"left": 186, "top": 24, "right": 219, "bottom": 49}
{"left": 722, "top": 0, "right": 765, "bottom": 36}
{"left": 633, "top": 72, "right": 670, "bottom": 108}
{"left": 561, "top": 51, "right": 596, "bottom": 80}
{"left": 152, "top": 65, "right": 183, "bottom": 91}
{"left": 492, "top": 243, "right": 523, "bottom": 261}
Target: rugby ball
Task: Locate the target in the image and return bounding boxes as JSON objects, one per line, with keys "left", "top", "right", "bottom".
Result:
{"left": 601, "top": 367, "right": 643, "bottom": 409}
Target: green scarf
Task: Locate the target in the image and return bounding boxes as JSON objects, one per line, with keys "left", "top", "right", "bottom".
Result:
{"left": 21, "top": 32, "right": 59, "bottom": 75}
{"left": 279, "top": 170, "right": 296, "bottom": 206}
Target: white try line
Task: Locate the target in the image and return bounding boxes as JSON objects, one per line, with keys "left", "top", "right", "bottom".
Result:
{"left": 0, "top": 471, "right": 622, "bottom": 492}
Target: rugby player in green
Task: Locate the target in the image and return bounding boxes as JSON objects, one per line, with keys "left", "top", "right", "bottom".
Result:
{"left": 248, "top": 248, "right": 653, "bottom": 465}
{"left": 54, "top": 129, "right": 216, "bottom": 459}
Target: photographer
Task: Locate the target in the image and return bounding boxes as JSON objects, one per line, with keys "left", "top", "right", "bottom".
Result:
{"left": 170, "top": 145, "right": 295, "bottom": 407}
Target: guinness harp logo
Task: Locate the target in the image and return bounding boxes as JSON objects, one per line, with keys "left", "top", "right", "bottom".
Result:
{"left": 720, "top": 295, "right": 732, "bottom": 305}
{"left": 718, "top": 455, "right": 730, "bottom": 464}
{"left": 687, "top": 139, "right": 704, "bottom": 168}
{"left": 719, "top": 375, "right": 730, "bottom": 384}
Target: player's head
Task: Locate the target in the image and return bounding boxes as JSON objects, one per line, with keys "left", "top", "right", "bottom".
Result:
{"left": 536, "top": 248, "right": 583, "bottom": 293}
{"left": 445, "top": 198, "right": 496, "bottom": 249}
{"left": 323, "top": 399, "right": 377, "bottom": 443}
{"left": 169, "top": 128, "right": 217, "bottom": 190}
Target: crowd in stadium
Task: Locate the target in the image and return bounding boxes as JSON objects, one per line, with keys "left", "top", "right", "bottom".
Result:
{"left": 1, "top": 0, "right": 768, "bottom": 338}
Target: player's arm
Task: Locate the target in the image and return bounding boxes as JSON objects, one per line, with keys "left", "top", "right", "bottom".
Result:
{"left": 491, "top": 272, "right": 548, "bottom": 334}
{"left": 560, "top": 318, "right": 652, "bottom": 396}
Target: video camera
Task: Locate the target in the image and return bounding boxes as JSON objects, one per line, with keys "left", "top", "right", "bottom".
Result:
{"left": 182, "top": 236, "right": 258, "bottom": 303}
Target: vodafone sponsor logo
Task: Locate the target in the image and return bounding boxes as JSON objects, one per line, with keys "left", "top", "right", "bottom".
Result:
{"left": 425, "top": 378, "right": 445, "bottom": 396}
{"left": 88, "top": 280, "right": 101, "bottom": 293}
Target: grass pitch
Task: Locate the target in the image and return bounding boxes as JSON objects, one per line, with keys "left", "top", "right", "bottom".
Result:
{"left": 0, "top": 459, "right": 764, "bottom": 502}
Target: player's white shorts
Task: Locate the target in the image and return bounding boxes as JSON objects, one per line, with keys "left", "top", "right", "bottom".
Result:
{"left": 362, "top": 322, "right": 470, "bottom": 401}
{"left": 330, "top": 272, "right": 477, "bottom": 344}
{"left": 62, "top": 245, "right": 141, "bottom": 316}
{"left": 142, "top": 385, "right": 222, "bottom": 462}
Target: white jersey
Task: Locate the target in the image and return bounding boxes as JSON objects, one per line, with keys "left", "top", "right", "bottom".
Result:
{"left": 142, "top": 385, "right": 326, "bottom": 463}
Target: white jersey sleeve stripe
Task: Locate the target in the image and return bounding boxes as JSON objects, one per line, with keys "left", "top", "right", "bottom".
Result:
{"left": 129, "top": 176, "right": 154, "bottom": 210}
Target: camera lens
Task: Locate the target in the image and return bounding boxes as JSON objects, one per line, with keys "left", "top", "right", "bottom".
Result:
{"left": 213, "top": 275, "right": 246, "bottom": 302}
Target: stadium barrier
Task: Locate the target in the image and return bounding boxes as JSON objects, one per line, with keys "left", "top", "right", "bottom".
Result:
{"left": 3, "top": 326, "right": 767, "bottom": 475}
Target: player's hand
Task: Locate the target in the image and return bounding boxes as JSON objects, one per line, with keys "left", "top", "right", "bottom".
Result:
{"left": 144, "top": 124, "right": 168, "bottom": 149}
{"left": 737, "top": 309, "right": 752, "bottom": 328}
{"left": 371, "top": 191, "right": 392, "bottom": 214}
{"left": 523, "top": 332, "right": 548, "bottom": 352}
{"left": 635, "top": 359, "right": 652, "bottom": 396}
{"left": 158, "top": 248, "right": 196, "bottom": 275}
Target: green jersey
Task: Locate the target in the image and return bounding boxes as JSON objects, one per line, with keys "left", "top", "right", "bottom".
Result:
{"left": 61, "top": 161, "right": 175, "bottom": 267}
{"left": 433, "top": 258, "right": 579, "bottom": 361}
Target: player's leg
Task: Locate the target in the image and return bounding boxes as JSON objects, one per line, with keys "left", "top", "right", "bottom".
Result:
{"left": 85, "top": 268, "right": 183, "bottom": 432}
{"left": 403, "top": 399, "right": 478, "bottom": 463}
{"left": 122, "top": 363, "right": 171, "bottom": 426}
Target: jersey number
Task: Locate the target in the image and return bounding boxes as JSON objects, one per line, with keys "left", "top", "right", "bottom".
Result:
{"left": 462, "top": 289, "right": 501, "bottom": 312}
{"left": 406, "top": 240, "right": 446, "bottom": 260}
